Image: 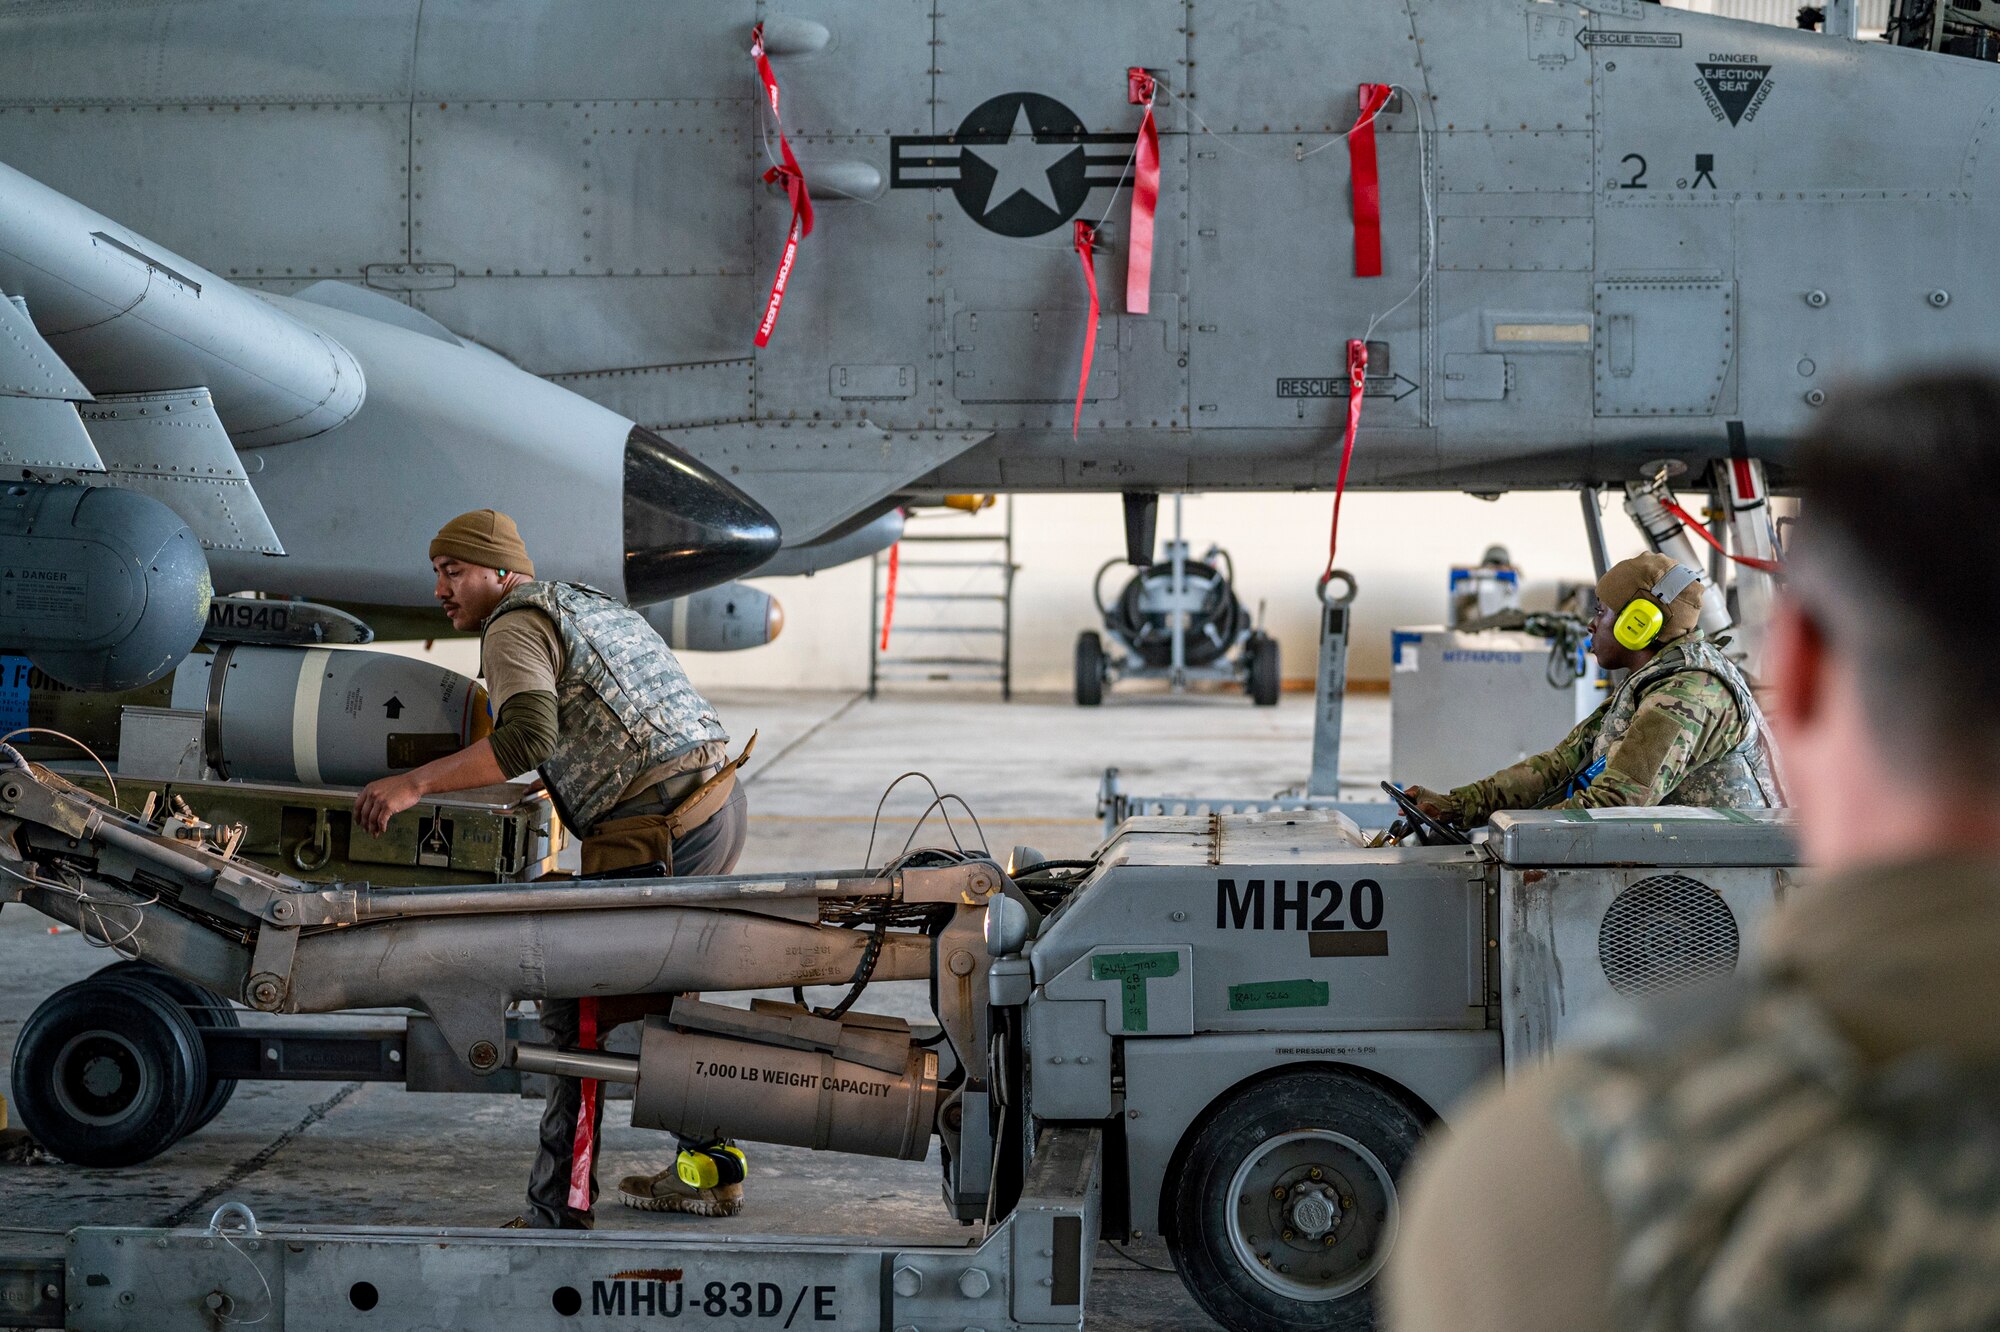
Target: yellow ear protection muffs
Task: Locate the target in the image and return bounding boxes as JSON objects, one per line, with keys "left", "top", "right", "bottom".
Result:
{"left": 1611, "top": 562, "right": 1703, "bottom": 651}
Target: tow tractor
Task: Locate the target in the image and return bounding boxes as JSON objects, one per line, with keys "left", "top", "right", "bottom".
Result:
{"left": 0, "top": 746, "right": 1794, "bottom": 1331}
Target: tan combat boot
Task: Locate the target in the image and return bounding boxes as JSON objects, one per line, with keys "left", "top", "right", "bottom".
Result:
{"left": 617, "top": 1144, "right": 746, "bottom": 1217}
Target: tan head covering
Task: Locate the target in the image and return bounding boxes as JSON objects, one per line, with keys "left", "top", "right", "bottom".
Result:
{"left": 430, "top": 509, "right": 534, "bottom": 576}
{"left": 1597, "top": 551, "right": 1704, "bottom": 641}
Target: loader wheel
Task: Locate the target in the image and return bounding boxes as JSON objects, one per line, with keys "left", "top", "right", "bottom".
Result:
{"left": 1166, "top": 1069, "right": 1423, "bottom": 1331}
{"left": 1247, "top": 633, "right": 1281, "bottom": 707}
{"left": 10, "top": 975, "right": 210, "bottom": 1166}
{"left": 98, "top": 960, "right": 240, "bottom": 1133}
{"left": 1075, "top": 631, "right": 1106, "bottom": 706}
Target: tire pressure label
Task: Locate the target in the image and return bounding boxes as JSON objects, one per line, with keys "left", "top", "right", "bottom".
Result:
{"left": 588, "top": 1275, "right": 841, "bottom": 1324}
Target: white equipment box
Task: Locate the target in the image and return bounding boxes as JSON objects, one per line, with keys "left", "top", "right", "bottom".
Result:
{"left": 1390, "top": 626, "right": 1602, "bottom": 791}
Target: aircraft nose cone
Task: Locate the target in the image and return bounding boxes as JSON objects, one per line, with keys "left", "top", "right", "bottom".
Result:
{"left": 623, "top": 426, "right": 781, "bottom": 604}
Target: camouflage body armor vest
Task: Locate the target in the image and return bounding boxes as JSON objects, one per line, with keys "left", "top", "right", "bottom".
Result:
{"left": 1595, "top": 633, "right": 1779, "bottom": 808}
{"left": 1556, "top": 984, "right": 2000, "bottom": 1332}
{"left": 487, "top": 580, "right": 727, "bottom": 832}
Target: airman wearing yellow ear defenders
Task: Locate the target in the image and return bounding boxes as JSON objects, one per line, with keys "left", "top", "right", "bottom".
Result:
{"left": 1403, "top": 552, "right": 1781, "bottom": 824}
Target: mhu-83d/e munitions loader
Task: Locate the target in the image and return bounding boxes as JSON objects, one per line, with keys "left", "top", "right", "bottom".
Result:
{"left": 0, "top": 748, "right": 1796, "bottom": 1331}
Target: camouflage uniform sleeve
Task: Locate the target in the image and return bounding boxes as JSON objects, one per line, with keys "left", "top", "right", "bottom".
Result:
{"left": 1553, "top": 673, "right": 1742, "bottom": 810}
{"left": 1448, "top": 705, "right": 1607, "bottom": 823}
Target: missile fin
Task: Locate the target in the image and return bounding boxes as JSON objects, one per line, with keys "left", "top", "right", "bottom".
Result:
{"left": 0, "top": 395, "right": 104, "bottom": 473}
{"left": 77, "top": 388, "right": 285, "bottom": 555}
{"left": 0, "top": 291, "right": 91, "bottom": 402}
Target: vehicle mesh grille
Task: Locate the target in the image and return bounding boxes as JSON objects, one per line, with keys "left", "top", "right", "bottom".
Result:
{"left": 1597, "top": 874, "right": 1740, "bottom": 997}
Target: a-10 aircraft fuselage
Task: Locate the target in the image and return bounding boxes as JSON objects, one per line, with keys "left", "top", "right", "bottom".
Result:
{"left": 0, "top": 0, "right": 1990, "bottom": 607}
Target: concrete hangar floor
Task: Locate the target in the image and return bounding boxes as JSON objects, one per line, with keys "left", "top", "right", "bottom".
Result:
{"left": 0, "top": 688, "right": 1391, "bottom": 1332}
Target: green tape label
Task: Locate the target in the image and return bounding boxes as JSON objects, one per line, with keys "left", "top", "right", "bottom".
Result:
{"left": 1228, "top": 978, "right": 1331, "bottom": 1012}
{"left": 1090, "top": 951, "right": 1180, "bottom": 1032}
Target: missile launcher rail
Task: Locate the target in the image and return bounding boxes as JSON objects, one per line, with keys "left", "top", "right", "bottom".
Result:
{"left": 43, "top": 767, "right": 563, "bottom": 887}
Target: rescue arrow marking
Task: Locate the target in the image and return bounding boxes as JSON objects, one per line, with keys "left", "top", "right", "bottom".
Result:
{"left": 1576, "top": 28, "right": 1684, "bottom": 47}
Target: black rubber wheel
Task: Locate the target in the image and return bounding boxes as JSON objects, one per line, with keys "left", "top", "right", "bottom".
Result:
{"left": 1113, "top": 560, "right": 1244, "bottom": 669}
{"left": 97, "top": 960, "right": 240, "bottom": 1133}
{"left": 10, "top": 975, "right": 211, "bottom": 1166}
{"left": 1075, "top": 631, "right": 1106, "bottom": 706}
{"left": 1166, "top": 1070, "right": 1425, "bottom": 1331}
{"left": 1248, "top": 633, "right": 1281, "bottom": 707}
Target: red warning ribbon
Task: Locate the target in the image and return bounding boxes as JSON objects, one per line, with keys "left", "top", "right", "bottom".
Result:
{"left": 1662, "top": 498, "right": 1784, "bottom": 575}
{"left": 752, "top": 23, "right": 814, "bottom": 348}
{"left": 879, "top": 539, "right": 900, "bottom": 651}
{"left": 567, "top": 996, "right": 600, "bottom": 1213}
{"left": 1126, "top": 68, "right": 1159, "bottom": 316}
{"left": 1321, "top": 339, "right": 1369, "bottom": 584}
{"left": 1073, "top": 220, "right": 1099, "bottom": 439}
{"left": 1347, "top": 84, "right": 1393, "bottom": 279}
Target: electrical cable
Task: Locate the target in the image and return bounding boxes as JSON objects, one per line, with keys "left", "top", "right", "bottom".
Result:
{"left": 0, "top": 726, "right": 118, "bottom": 808}
{"left": 0, "top": 856, "right": 154, "bottom": 957}
{"left": 864, "top": 772, "right": 968, "bottom": 869}
{"left": 1013, "top": 859, "right": 1098, "bottom": 875}
{"left": 889, "top": 795, "right": 992, "bottom": 866}
{"left": 1107, "top": 1241, "right": 1176, "bottom": 1274}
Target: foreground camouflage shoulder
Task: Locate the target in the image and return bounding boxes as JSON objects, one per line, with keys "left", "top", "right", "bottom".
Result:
{"left": 1555, "top": 987, "right": 2000, "bottom": 1332}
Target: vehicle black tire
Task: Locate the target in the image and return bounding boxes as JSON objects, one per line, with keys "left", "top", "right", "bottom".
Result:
{"left": 97, "top": 960, "right": 241, "bottom": 1133}
{"left": 1248, "top": 633, "right": 1281, "bottom": 707}
{"left": 1165, "top": 1069, "right": 1426, "bottom": 1332}
{"left": 1075, "top": 631, "right": 1106, "bottom": 706}
{"left": 10, "top": 975, "right": 211, "bottom": 1167}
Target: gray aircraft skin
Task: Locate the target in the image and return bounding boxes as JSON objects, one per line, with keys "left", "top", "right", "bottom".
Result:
{"left": 0, "top": 0, "right": 1988, "bottom": 658}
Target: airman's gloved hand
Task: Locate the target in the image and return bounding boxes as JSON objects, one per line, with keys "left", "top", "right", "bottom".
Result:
{"left": 1402, "top": 785, "right": 1461, "bottom": 826}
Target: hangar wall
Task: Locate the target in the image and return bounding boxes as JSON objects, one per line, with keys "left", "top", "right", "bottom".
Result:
{"left": 677, "top": 490, "right": 1655, "bottom": 696}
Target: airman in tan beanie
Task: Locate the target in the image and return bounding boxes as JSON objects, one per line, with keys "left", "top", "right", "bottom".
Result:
{"left": 361, "top": 504, "right": 753, "bottom": 1231}
{"left": 429, "top": 509, "right": 535, "bottom": 577}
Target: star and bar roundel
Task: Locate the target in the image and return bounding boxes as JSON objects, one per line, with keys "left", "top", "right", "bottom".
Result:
{"left": 890, "top": 92, "right": 1139, "bottom": 237}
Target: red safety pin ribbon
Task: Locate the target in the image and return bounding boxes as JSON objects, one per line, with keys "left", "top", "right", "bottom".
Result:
{"left": 879, "top": 539, "right": 900, "bottom": 651}
{"left": 567, "top": 997, "right": 601, "bottom": 1212}
{"left": 752, "top": 24, "right": 814, "bottom": 348}
{"left": 1662, "top": 498, "right": 1784, "bottom": 575}
{"left": 751, "top": 22, "right": 782, "bottom": 119}
{"left": 1072, "top": 221, "right": 1100, "bottom": 439}
{"left": 1347, "top": 83, "right": 1393, "bottom": 278}
{"left": 1126, "top": 67, "right": 1159, "bottom": 316}
{"left": 1322, "top": 338, "right": 1369, "bottom": 584}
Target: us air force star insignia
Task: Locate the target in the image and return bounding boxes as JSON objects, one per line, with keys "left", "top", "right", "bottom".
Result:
{"left": 971, "top": 104, "right": 1073, "bottom": 216}
{"left": 888, "top": 92, "right": 1140, "bottom": 238}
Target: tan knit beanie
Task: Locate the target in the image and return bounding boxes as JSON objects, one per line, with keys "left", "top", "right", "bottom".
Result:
{"left": 430, "top": 509, "right": 534, "bottom": 576}
{"left": 1596, "top": 551, "right": 1704, "bottom": 640}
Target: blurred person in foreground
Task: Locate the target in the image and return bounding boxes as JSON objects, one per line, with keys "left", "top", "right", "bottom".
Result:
{"left": 1389, "top": 370, "right": 2000, "bottom": 1331}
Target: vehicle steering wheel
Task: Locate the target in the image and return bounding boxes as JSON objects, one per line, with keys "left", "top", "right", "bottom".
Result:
{"left": 1380, "top": 781, "right": 1471, "bottom": 846}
